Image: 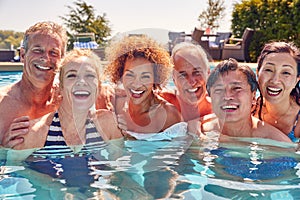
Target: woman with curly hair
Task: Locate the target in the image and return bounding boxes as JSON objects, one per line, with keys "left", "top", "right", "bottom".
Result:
{"left": 105, "top": 35, "right": 184, "bottom": 140}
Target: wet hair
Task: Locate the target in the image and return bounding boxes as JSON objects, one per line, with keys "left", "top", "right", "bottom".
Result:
{"left": 59, "top": 48, "right": 103, "bottom": 88}
{"left": 170, "top": 41, "right": 210, "bottom": 71}
{"left": 104, "top": 35, "right": 172, "bottom": 89}
{"left": 257, "top": 41, "right": 300, "bottom": 108}
{"left": 206, "top": 58, "right": 258, "bottom": 96}
{"left": 22, "top": 21, "right": 68, "bottom": 57}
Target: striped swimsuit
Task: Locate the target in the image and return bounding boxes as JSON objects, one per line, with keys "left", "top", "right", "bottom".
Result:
{"left": 32, "top": 112, "right": 107, "bottom": 158}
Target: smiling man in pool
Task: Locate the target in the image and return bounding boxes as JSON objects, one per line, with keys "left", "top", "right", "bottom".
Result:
{"left": 159, "top": 42, "right": 212, "bottom": 134}
{"left": 0, "top": 21, "right": 68, "bottom": 146}
{"left": 202, "top": 58, "right": 291, "bottom": 143}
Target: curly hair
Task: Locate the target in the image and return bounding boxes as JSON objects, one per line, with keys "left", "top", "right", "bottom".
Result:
{"left": 104, "top": 35, "right": 172, "bottom": 89}
{"left": 22, "top": 21, "right": 68, "bottom": 57}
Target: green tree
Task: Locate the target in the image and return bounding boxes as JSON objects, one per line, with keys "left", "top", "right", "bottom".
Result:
{"left": 60, "top": 0, "right": 111, "bottom": 50}
{"left": 0, "top": 30, "right": 23, "bottom": 50}
{"left": 231, "top": 0, "right": 300, "bottom": 62}
{"left": 198, "top": 0, "right": 226, "bottom": 32}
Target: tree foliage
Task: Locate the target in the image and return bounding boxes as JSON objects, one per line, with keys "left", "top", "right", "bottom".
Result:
{"left": 198, "top": 0, "right": 226, "bottom": 32}
{"left": 60, "top": 0, "right": 111, "bottom": 50}
{"left": 231, "top": 0, "right": 300, "bottom": 62}
{"left": 0, "top": 30, "right": 23, "bottom": 50}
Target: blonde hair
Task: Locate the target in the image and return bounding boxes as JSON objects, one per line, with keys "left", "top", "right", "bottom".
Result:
{"left": 105, "top": 35, "right": 172, "bottom": 89}
{"left": 59, "top": 49, "right": 103, "bottom": 88}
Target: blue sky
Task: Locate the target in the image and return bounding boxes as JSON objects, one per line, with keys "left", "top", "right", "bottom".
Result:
{"left": 0, "top": 0, "right": 238, "bottom": 36}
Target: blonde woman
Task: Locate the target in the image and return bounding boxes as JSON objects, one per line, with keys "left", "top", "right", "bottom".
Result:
{"left": 9, "top": 49, "right": 123, "bottom": 153}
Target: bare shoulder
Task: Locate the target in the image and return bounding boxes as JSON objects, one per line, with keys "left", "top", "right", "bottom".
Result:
{"left": 158, "top": 90, "right": 178, "bottom": 105}
{"left": 161, "top": 99, "right": 181, "bottom": 117}
{"left": 159, "top": 99, "right": 182, "bottom": 129}
{"left": 93, "top": 109, "right": 123, "bottom": 140}
{"left": 253, "top": 116, "right": 291, "bottom": 143}
{"left": 0, "top": 84, "right": 17, "bottom": 103}
{"left": 95, "top": 109, "right": 114, "bottom": 118}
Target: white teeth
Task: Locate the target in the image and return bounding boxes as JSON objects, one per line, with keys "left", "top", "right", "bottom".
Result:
{"left": 73, "top": 91, "right": 90, "bottom": 95}
{"left": 267, "top": 87, "right": 281, "bottom": 92}
{"left": 267, "top": 87, "right": 281, "bottom": 95}
{"left": 221, "top": 105, "right": 238, "bottom": 110}
{"left": 187, "top": 87, "right": 199, "bottom": 93}
{"left": 130, "top": 89, "right": 143, "bottom": 94}
{"left": 268, "top": 91, "right": 280, "bottom": 95}
{"left": 35, "top": 64, "right": 51, "bottom": 70}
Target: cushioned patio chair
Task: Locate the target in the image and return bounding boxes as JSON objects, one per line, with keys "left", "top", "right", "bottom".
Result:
{"left": 209, "top": 32, "right": 232, "bottom": 48}
{"left": 168, "top": 31, "right": 185, "bottom": 53}
{"left": 190, "top": 27, "right": 210, "bottom": 54}
{"left": 208, "top": 32, "right": 232, "bottom": 60}
{"left": 0, "top": 50, "right": 15, "bottom": 62}
{"left": 221, "top": 28, "right": 254, "bottom": 62}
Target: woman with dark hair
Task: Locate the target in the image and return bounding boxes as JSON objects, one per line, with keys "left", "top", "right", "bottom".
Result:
{"left": 254, "top": 41, "right": 300, "bottom": 142}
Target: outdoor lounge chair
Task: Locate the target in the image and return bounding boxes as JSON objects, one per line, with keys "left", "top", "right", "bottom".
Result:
{"left": 168, "top": 31, "right": 185, "bottom": 53}
{"left": 0, "top": 49, "right": 15, "bottom": 62}
{"left": 221, "top": 28, "right": 254, "bottom": 62}
{"left": 208, "top": 31, "right": 232, "bottom": 60}
{"left": 191, "top": 28, "right": 209, "bottom": 51}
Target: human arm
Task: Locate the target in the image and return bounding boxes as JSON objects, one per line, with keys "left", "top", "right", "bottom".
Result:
{"left": 253, "top": 116, "right": 292, "bottom": 143}
{"left": 94, "top": 109, "right": 124, "bottom": 141}
{"left": 10, "top": 114, "right": 50, "bottom": 150}
{"left": 1, "top": 116, "right": 30, "bottom": 148}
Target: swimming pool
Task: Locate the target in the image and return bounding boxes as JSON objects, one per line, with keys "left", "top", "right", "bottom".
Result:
{"left": 1, "top": 135, "right": 300, "bottom": 199}
{"left": 1, "top": 71, "right": 300, "bottom": 199}
{"left": 0, "top": 71, "right": 22, "bottom": 87}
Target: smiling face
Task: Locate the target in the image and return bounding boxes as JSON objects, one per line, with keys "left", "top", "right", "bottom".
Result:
{"left": 172, "top": 48, "right": 209, "bottom": 105}
{"left": 209, "top": 70, "right": 255, "bottom": 123}
{"left": 60, "top": 56, "right": 99, "bottom": 111}
{"left": 22, "top": 32, "right": 63, "bottom": 88}
{"left": 258, "top": 52, "right": 299, "bottom": 104}
{"left": 122, "top": 57, "right": 155, "bottom": 105}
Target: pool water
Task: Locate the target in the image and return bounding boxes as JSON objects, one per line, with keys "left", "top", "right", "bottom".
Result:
{"left": 1, "top": 136, "right": 300, "bottom": 199}
{"left": 0, "top": 72, "right": 22, "bottom": 87}
{"left": 1, "top": 70, "right": 299, "bottom": 199}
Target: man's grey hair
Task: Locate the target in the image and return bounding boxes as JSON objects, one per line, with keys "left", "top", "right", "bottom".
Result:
{"left": 170, "top": 41, "right": 210, "bottom": 69}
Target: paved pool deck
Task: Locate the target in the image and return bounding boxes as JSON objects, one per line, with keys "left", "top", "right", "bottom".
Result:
{"left": 0, "top": 62, "right": 23, "bottom": 71}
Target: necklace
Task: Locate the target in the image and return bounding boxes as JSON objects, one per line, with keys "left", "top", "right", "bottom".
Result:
{"left": 263, "top": 113, "right": 279, "bottom": 124}
{"left": 262, "top": 104, "right": 292, "bottom": 124}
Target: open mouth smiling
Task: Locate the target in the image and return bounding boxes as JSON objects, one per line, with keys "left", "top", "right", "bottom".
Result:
{"left": 73, "top": 90, "right": 91, "bottom": 97}
{"left": 266, "top": 86, "right": 282, "bottom": 96}
{"left": 34, "top": 64, "right": 53, "bottom": 71}
{"left": 221, "top": 105, "right": 239, "bottom": 111}
{"left": 130, "top": 89, "right": 145, "bottom": 98}
{"left": 187, "top": 87, "right": 201, "bottom": 93}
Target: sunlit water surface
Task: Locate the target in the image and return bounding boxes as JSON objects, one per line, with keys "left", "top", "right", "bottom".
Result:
{"left": 1, "top": 71, "right": 300, "bottom": 199}
{"left": 1, "top": 135, "right": 300, "bottom": 199}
